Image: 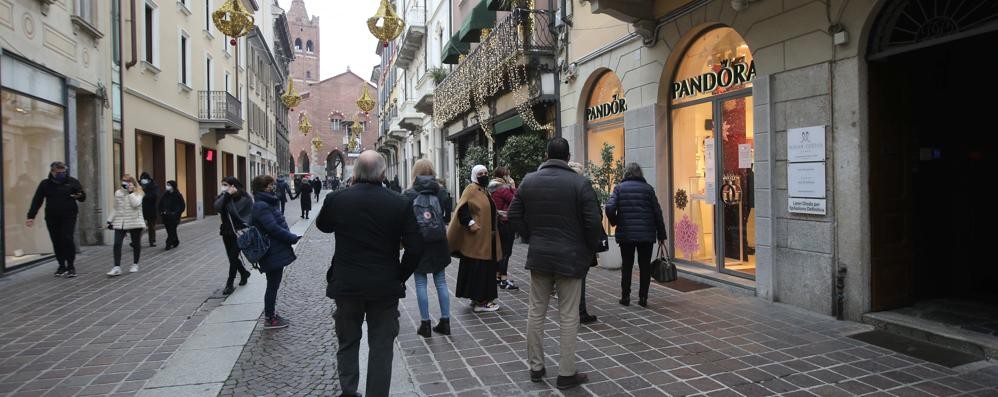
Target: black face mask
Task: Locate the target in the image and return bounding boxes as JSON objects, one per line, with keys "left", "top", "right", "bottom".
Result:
{"left": 477, "top": 175, "right": 490, "bottom": 186}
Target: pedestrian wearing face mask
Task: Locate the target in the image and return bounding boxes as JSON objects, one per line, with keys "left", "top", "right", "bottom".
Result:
{"left": 449, "top": 164, "right": 503, "bottom": 313}
{"left": 106, "top": 175, "right": 146, "bottom": 276}
{"left": 138, "top": 172, "right": 160, "bottom": 247}
{"left": 275, "top": 176, "right": 293, "bottom": 214}
{"left": 293, "top": 178, "right": 313, "bottom": 219}
{"left": 26, "top": 161, "right": 86, "bottom": 278}
{"left": 159, "top": 181, "right": 185, "bottom": 250}
{"left": 250, "top": 175, "right": 302, "bottom": 329}
{"left": 214, "top": 177, "right": 253, "bottom": 295}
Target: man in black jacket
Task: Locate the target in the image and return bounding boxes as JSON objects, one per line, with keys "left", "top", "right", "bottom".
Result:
{"left": 509, "top": 138, "right": 602, "bottom": 390}
{"left": 26, "top": 162, "right": 86, "bottom": 277}
{"left": 275, "top": 175, "right": 293, "bottom": 214}
{"left": 139, "top": 172, "right": 159, "bottom": 247}
{"left": 315, "top": 150, "right": 423, "bottom": 397}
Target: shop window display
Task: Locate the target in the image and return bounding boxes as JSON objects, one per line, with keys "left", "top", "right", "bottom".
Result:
{"left": 670, "top": 27, "right": 756, "bottom": 277}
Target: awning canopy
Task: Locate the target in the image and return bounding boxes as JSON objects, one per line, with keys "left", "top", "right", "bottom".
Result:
{"left": 487, "top": 0, "right": 512, "bottom": 11}
{"left": 494, "top": 114, "right": 523, "bottom": 135}
{"left": 441, "top": 34, "right": 470, "bottom": 64}
{"left": 458, "top": 0, "right": 496, "bottom": 43}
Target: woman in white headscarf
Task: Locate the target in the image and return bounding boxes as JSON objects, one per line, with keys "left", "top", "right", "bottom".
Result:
{"left": 447, "top": 164, "right": 503, "bottom": 313}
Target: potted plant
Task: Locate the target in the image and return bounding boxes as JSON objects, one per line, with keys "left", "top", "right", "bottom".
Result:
{"left": 498, "top": 132, "right": 546, "bottom": 183}
{"left": 585, "top": 142, "right": 624, "bottom": 269}
{"left": 430, "top": 68, "right": 449, "bottom": 85}
{"left": 459, "top": 145, "right": 491, "bottom": 191}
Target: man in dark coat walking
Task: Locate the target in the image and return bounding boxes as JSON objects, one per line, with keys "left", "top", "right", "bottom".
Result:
{"left": 312, "top": 177, "right": 322, "bottom": 202}
{"left": 26, "top": 161, "right": 86, "bottom": 277}
{"left": 139, "top": 172, "right": 160, "bottom": 247}
{"left": 275, "top": 175, "right": 293, "bottom": 214}
{"left": 315, "top": 150, "right": 423, "bottom": 397}
{"left": 509, "top": 137, "right": 602, "bottom": 390}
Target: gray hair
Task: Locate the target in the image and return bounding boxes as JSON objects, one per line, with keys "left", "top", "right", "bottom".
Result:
{"left": 623, "top": 162, "right": 643, "bottom": 180}
{"left": 354, "top": 150, "right": 387, "bottom": 183}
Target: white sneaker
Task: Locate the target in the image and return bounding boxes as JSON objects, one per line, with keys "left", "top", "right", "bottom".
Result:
{"left": 129, "top": 264, "right": 139, "bottom": 273}
{"left": 473, "top": 301, "right": 500, "bottom": 313}
{"left": 107, "top": 266, "right": 122, "bottom": 276}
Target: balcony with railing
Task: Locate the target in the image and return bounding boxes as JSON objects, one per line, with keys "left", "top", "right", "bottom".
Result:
{"left": 396, "top": 6, "right": 426, "bottom": 68}
{"left": 433, "top": 8, "right": 555, "bottom": 127}
{"left": 198, "top": 91, "right": 243, "bottom": 134}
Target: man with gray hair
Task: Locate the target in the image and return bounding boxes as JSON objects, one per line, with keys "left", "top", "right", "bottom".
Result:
{"left": 315, "top": 150, "right": 424, "bottom": 397}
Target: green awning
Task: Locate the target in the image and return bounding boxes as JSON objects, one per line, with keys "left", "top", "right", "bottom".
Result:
{"left": 458, "top": 0, "right": 496, "bottom": 43}
{"left": 494, "top": 115, "right": 523, "bottom": 135}
{"left": 487, "top": 0, "right": 512, "bottom": 11}
{"left": 441, "top": 34, "right": 470, "bottom": 64}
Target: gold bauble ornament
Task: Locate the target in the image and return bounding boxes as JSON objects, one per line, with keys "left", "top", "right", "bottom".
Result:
{"left": 356, "top": 85, "right": 375, "bottom": 113}
{"left": 311, "top": 135, "right": 323, "bottom": 150}
{"left": 367, "top": 0, "right": 405, "bottom": 47}
{"left": 298, "top": 112, "right": 313, "bottom": 136}
{"left": 212, "top": 0, "right": 255, "bottom": 42}
{"left": 281, "top": 79, "right": 302, "bottom": 110}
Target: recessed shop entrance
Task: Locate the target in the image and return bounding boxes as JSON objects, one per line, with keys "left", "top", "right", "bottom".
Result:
{"left": 868, "top": 2, "right": 998, "bottom": 338}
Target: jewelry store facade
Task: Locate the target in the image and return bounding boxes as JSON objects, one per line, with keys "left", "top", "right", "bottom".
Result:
{"left": 561, "top": 0, "right": 998, "bottom": 336}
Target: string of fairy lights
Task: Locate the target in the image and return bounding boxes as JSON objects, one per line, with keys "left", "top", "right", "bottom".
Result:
{"left": 433, "top": 0, "right": 551, "bottom": 144}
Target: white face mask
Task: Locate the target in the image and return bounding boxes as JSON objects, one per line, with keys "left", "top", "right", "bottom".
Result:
{"left": 221, "top": 184, "right": 229, "bottom": 192}
{"left": 165, "top": 185, "right": 174, "bottom": 192}
{"left": 140, "top": 179, "right": 149, "bottom": 184}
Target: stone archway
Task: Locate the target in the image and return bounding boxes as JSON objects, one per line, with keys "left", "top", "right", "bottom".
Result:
{"left": 325, "top": 149, "right": 347, "bottom": 179}
{"left": 298, "top": 151, "right": 310, "bottom": 173}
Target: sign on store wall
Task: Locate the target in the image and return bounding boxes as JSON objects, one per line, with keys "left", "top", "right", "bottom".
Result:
{"left": 787, "top": 125, "right": 827, "bottom": 215}
{"left": 787, "top": 126, "right": 825, "bottom": 162}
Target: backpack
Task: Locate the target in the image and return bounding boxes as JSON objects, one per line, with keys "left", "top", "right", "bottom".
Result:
{"left": 413, "top": 192, "right": 446, "bottom": 242}
{"left": 227, "top": 209, "right": 269, "bottom": 268}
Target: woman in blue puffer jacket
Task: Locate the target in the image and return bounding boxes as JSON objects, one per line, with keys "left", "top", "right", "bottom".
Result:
{"left": 605, "top": 163, "right": 667, "bottom": 308}
{"left": 250, "top": 175, "right": 302, "bottom": 330}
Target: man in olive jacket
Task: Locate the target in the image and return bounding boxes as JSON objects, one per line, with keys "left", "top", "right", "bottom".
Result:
{"left": 315, "top": 150, "right": 423, "bottom": 397}
{"left": 508, "top": 137, "right": 602, "bottom": 390}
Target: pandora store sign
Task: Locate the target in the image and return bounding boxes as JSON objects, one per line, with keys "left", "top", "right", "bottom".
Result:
{"left": 585, "top": 94, "right": 627, "bottom": 121}
{"left": 671, "top": 60, "right": 757, "bottom": 100}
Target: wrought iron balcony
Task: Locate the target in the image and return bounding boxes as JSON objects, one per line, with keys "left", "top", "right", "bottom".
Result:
{"left": 198, "top": 91, "right": 243, "bottom": 133}
{"left": 433, "top": 8, "right": 555, "bottom": 126}
{"left": 397, "top": 6, "right": 427, "bottom": 68}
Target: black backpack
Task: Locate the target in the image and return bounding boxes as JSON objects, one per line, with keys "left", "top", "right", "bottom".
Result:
{"left": 413, "top": 192, "right": 446, "bottom": 242}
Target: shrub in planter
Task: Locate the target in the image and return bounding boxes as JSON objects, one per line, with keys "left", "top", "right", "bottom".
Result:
{"left": 459, "top": 145, "right": 491, "bottom": 191}
{"left": 584, "top": 142, "right": 625, "bottom": 269}
{"left": 498, "top": 132, "right": 546, "bottom": 183}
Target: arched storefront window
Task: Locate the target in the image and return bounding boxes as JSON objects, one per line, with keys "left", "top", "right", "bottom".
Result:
{"left": 670, "top": 27, "right": 756, "bottom": 278}
{"left": 584, "top": 70, "right": 626, "bottom": 232}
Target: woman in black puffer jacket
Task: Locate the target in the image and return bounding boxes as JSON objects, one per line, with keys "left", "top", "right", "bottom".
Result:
{"left": 605, "top": 163, "right": 667, "bottom": 308}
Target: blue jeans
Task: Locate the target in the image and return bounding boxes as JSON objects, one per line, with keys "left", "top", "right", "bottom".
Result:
{"left": 413, "top": 271, "right": 450, "bottom": 321}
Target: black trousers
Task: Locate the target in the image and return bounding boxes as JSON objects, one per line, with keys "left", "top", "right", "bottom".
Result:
{"left": 264, "top": 269, "right": 283, "bottom": 318}
{"left": 620, "top": 242, "right": 654, "bottom": 300}
{"left": 334, "top": 299, "right": 400, "bottom": 397}
{"left": 145, "top": 218, "right": 157, "bottom": 245}
{"left": 163, "top": 217, "right": 180, "bottom": 247}
{"left": 497, "top": 222, "right": 515, "bottom": 277}
{"left": 314, "top": 189, "right": 321, "bottom": 202}
{"left": 221, "top": 233, "right": 249, "bottom": 286}
{"left": 113, "top": 229, "right": 143, "bottom": 267}
{"left": 45, "top": 217, "right": 77, "bottom": 268}
{"left": 279, "top": 200, "right": 286, "bottom": 214}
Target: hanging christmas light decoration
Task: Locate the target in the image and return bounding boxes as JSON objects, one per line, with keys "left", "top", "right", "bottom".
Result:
{"left": 433, "top": 0, "right": 549, "bottom": 135}
{"left": 311, "top": 135, "right": 323, "bottom": 151}
{"left": 298, "top": 112, "right": 312, "bottom": 136}
{"left": 348, "top": 116, "right": 364, "bottom": 152}
{"left": 281, "top": 79, "right": 302, "bottom": 111}
{"left": 367, "top": 0, "right": 405, "bottom": 48}
{"left": 356, "top": 85, "right": 376, "bottom": 113}
{"left": 212, "top": 0, "right": 255, "bottom": 46}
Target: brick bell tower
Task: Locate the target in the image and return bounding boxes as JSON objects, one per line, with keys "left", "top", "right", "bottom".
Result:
{"left": 287, "top": 0, "right": 319, "bottom": 84}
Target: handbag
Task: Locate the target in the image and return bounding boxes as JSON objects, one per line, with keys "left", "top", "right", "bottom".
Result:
{"left": 227, "top": 209, "right": 269, "bottom": 270}
{"left": 651, "top": 244, "right": 678, "bottom": 283}
{"left": 596, "top": 227, "right": 610, "bottom": 253}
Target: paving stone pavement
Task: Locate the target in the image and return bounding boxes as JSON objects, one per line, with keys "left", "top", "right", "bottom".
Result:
{"left": 0, "top": 198, "right": 308, "bottom": 397}
{"left": 219, "top": 219, "right": 341, "bottom": 397}
{"left": 395, "top": 242, "right": 998, "bottom": 397}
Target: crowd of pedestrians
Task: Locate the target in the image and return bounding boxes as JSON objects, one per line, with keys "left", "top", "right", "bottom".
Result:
{"left": 24, "top": 136, "right": 668, "bottom": 395}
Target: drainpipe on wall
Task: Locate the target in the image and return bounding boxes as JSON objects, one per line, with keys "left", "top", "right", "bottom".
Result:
{"left": 126, "top": 0, "right": 137, "bottom": 69}
{"left": 552, "top": 0, "right": 562, "bottom": 138}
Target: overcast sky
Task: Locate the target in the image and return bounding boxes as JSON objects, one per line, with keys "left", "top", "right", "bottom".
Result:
{"left": 278, "top": 0, "right": 381, "bottom": 82}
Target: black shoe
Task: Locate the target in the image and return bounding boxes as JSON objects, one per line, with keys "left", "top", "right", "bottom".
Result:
{"left": 150, "top": 242, "right": 157, "bottom": 247}
{"left": 619, "top": 298, "right": 630, "bottom": 306}
{"left": 580, "top": 313, "right": 598, "bottom": 324}
{"left": 54, "top": 267, "right": 67, "bottom": 277}
{"left": 417, "top": 320, "right": 432, "bottom": 338}
{"left": 239, "top": 272, "right": 250, "bottom": 286}
{"left": 66, "top": 267, "right": 77, "bottom": 278}
{"left": 530, "top": 367, "right": 546, "bottom": 382}
{"left": 222, "top": 285, "right": 235, "bottom": 295}
{"left": 337, "top": 393, "right": 362, "bottom": 397}
{"left": 432, "top": 318, "right": 451, "bottom": 335}
{"left": 499, "top": 280, "right": 519, "bottom": 290}
{"left": 164, "top": 244, "right": 173, "bottom": 251}
{"left": 639, "top": 297, "right": 648, "bottom": 307}
{"left": 556, "top": 373, "right": 588, "bottom": 390}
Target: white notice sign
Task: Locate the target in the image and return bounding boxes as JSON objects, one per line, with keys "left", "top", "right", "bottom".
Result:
{"left": 789, "top": 198, "right": 827, "bottom": 215}
{"left": 787, "top": 125, "right": 826, "bottom": 163}
{"left": 704, "top": 138, "right": 715, "bottom": 205}
{"left": 788, "top": 163, "right": 826, "bottom": 198}
{"left": 738, "top": 144, "right": 753, "bottom": 169}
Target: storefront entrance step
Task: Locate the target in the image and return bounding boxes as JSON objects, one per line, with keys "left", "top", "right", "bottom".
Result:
{"left": 863, "top": 311, "right": 998, "bottom": 362}
{"left": 673, "top": 262, "right": 757, "bottom": 295}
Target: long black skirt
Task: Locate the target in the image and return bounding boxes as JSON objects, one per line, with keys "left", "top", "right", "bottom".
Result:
{"left": 455, "top": 257, "right": 498, "bottom": 303}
